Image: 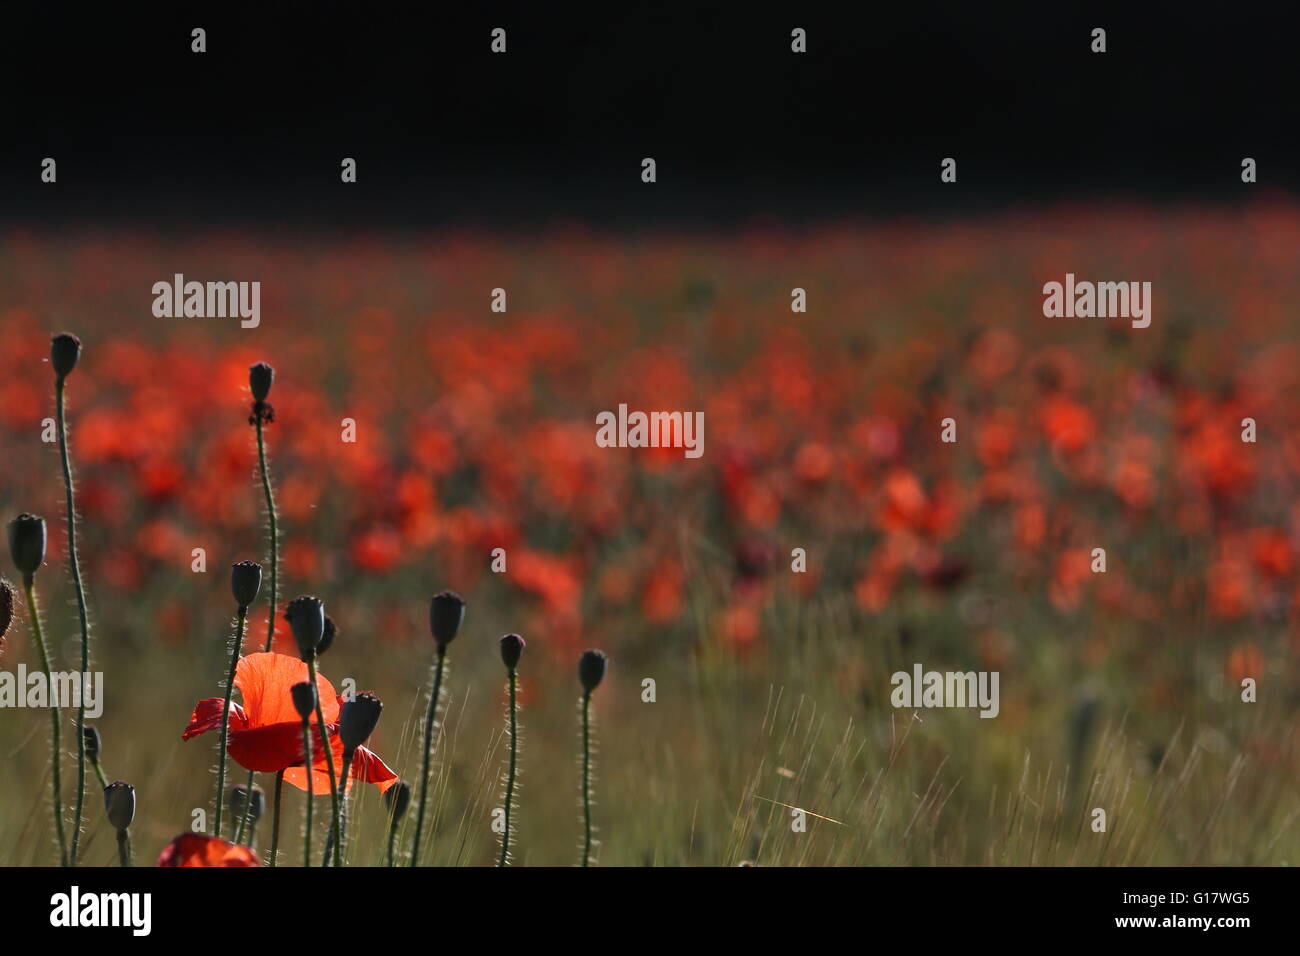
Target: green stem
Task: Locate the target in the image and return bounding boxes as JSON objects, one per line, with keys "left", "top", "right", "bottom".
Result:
{"left": 582, "top": 691, "right": 593, "bottom": 867}
{"left": 116, "top": 828, "right": 132, "bottom": 867}
{"left": 232, "top": 770, "right": 256, "bottom": 844}
{"left": 91, "top": 759, "right": 109, "bottom": 790}
{"left": 306, "top": 656, "right": 341, "bottom": 866}
{"left": 56, "top": 378, "right": 91, "bottom": 866}
{"left": 255, "top": 418, "right": 278, "bottom": 652}
{"left": 301, "top": 718, "right": 313, "bottom": 868}
{"left": 498, "top": 669, "right": 518, "bottom": 867}
{"left": 269, "top": 769, "right": 284, "bottom": 867}
{"left": 25, "top": 577, "right": 67, "bottom": 866}
{"left": 214, "top": 606, "right": 247, "bottom": 838}
{"left": 323, "top": 750, "right": 354, "bottom": 866}
{"left": 410, "top": 647, "right": 446, "bottom": 866}
{"left": 386, "top": 821, "right": 398, "bottom": 867}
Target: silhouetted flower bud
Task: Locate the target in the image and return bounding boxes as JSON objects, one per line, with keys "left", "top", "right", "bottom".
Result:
{"left": 318, "top": 615, "right": 337, "bottom": 656}
{"left": 249, "top": 362, "right": 274, "bottom": 402}
{"left": 429, "top": 590, "right": 465, "bottom": 647}
{"left": 8, "top": 514, "right": 46, "bottom": 577}
{"left": 0, "top": 578, "right": 13, "bottom": 645}
{"left": 290, "top": 681, "right": 317, "bottom": 721}
{"left": 579, "top": 649, "right": 608, "bottom": 694}
{"left": 339, "top": 692, "right": 383, "bottom": 752}
{"left": 104, "top": 781, "right": 135, "bottom": 831}
{"left": 500, "top": 633, "right": 525, "bottom": 671}
{"left": 83, "top": 725, "right": 102, "bottom": 762}
{"left": 51, "top": 332, "right": 82, "bottom": 379}
{"left": 230, "top": 784, "right": 265, "bottom": 826}
{"left": 384, "top": 779, "right": 412, "bottom": 823}
{"left": 231, "top": 561, "right": 262, "bottom": 609}
{"left": 285, "top": 595, "right": 325, "bottom": 660}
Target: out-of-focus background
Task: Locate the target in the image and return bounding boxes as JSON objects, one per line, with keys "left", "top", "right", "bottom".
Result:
{"left": 0, "top": 7, "right": 1297, "bottom": 865}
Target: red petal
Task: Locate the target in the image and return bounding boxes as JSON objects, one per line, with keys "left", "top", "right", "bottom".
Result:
{"left": 182, "top": 698, "right": 247, "bottom": 741}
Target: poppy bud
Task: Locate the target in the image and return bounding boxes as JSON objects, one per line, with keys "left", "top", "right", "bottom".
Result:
{"left": 229, "top": 784, "right": 265, "bottom": 826}
{"left": 249, "top": 362, "right": 274, "bottom": 402}
{"left": 339, "top": 692, "right": 383, "bottom": 751}
{"left": 51, "top": 332, "right": 82, "bottom": 379}
{"left": 579, "top": 649, "right": 608, "bottom": 694}
{"left": 8, "top": 513, "right": 46, "bottom": 577}
{"left": 290, "top": 681, "right": 317, "bottom": 721}
{"left": 104, "top": 781, "right": 135, "bottom": 831}
{"left": 500, "top": 633, "right": 525, "bottom": 671}
{"left": 285, "top": 595, "right": 325, "bottom": 660}
{"left": 429, "top": 590, "right": 465, "bottom": 647}
{"left": 230, "top": 561, "right": 262, "bottom": 609}
{"left": 0, "top": 578, "right": 13, "bottom": 645}
{"left": 318, "top": 615, "right": 337, "bottom": 656}
{"left": 84, "top": 725, "right": 102, "bottom": 762}
{"left": 384, "top": 779, "right": 412, "bottom": 822}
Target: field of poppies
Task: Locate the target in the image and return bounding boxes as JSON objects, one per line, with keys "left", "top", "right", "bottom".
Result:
{"left": 0, "top": 202, "right": 1297, "bottom": 866}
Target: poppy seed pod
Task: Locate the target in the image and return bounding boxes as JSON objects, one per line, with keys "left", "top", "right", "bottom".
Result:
{"left": 384, "top": 779, "right": 412, "bottom": 822}
{"left": 290, "top": 681, "right": 317, "bottom": 721}
{"left": 0, "top": 578, "right": 13, "bottom": 643}
{"left": 50, "top": 332, "right": 82, "bottom": 379}
{"left": 229, "top": 784, "right": 265, "bottom": 826}
{"left": 318, "top": 615, "right": 337, "bottom": 656}
{"left": 429, "top": 590, "right": 465, "bottom": 647}
{"left": 339, "top": 692, "right": 383, "bottom": 752}
{"left": 285, "top": 595, "right": 325, "bottom": 660}
{"left": 579, "top": 649, "right": 608, "bottom": 694}
{"left": 8, "top": 513, "right": 46, "bottom": 577}
{"left": 249, "top": 362, "right": 274, "bottom": 402}
{"left": 104, "top": 781, "right": 135, "bottom": 831}
{"left": 230, "top": 561, "right": 263, "bottom": 609}
{"left": 500, "top": 633, "right": 525, "bottom": 670}
{"left": 83, "top": 725, "right": 102, "bottom": 762}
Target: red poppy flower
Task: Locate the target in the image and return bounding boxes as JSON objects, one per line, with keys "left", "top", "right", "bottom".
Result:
{"left": 158, "top": 833, "right": 260, "bottom": 867}
{"left": 182, "top": 652, "right": 398, "bottom": 793}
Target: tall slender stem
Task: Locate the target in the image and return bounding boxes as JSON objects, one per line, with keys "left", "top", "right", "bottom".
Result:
{"left": 255, "top": 418, "right": 278, "bottom": 653}
{"left": 56, "top": 378, "right": 91, "bottom": 865}
{"left": 410, "top": 647, "right": 446, "bottom": 866}
{"left": 116, "top": 829, "right": 132, "bottom": 867}
{"left": 323, "top": 751, "right": 354, "bottom": 866}
{"left": 386, "top": 821, "right": 399, "bottom": 867}
{"left": 269, "top": 769, "right": 284, "bottom": 867}
{"left": 306, "top": 656, "right": 341, "bottom": 866}
{"left": 24, "top": 576, "right": 67, "bottom": 866}
{"left": 214, "top": 607, "right": 247, "bottom": 838}
{"left": 301, "top": 719, "right": 314, "bottom": 868}
{"left": 581, "top": 691, "right": 593, "bottom": 867}
{"left": 498, "top": 670, "right": 518, "bottom": 867}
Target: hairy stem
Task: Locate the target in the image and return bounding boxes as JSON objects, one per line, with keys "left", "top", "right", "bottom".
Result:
{"left": 581, "top": 691, "right": 593, "bottom": 867}
{"left": 410, "top": 647, "right": 446, "bottom": 866}
{"left": 306, "top": 656, "right": 341, "bottom": 866}
{"left": 498, "top": 669, "right": 519, "bottom": 867}
{"left": 25, "top": 576, "right": 67, "bottom": 866}
{"left": 301, "top": 718, "right": 313, "bottom": 868}
{"left": 322, "top": 750, "right": 354, "bottom": 866}
{"left": 269, "top": 769, "right": 284, "bottom": 868}
{"left": 214, "top": 606, "right": 247, "bottom": 838}
{"left": 255, "top": 418, "right": 279, "bottom": 653}
{"left": 56, "top": 378, "right": 91, "bottom": 865}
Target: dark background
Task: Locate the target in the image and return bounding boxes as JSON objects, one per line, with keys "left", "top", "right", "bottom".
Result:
{"left": 2, "top": 2, "right": 1298, "bottom": 228}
